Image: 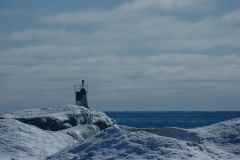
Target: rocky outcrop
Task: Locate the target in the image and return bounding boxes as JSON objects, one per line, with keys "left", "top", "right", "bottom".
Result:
{"left": 0, "top": 105, "right": 93, "bottom": 131}
{"left": 0, "top": 104, "right": 115, "bottom": 131}
{"left": 0, "top": 105, "right": 115, "bottom": 159}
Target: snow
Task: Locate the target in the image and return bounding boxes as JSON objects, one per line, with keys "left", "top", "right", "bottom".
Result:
{"left": 191, "top": 118, "right": 240, "bottom": 155}
{"left": 0, "top": 105, "right": 92, "bottom": 123}
{"left": 47, "top": 118, "right": 240, "bottom": 160}
{"left": 118, "top": 125, "right": 202, "bottom": 144}
{"left": 1, "top": 105, "right": 240, "bottom": 160}
{"left": 0, "top": 105, "right": 113, "bottom": 159}
{"left": 0, "top": 118, "right": 77, "bottom": 160}
{"left": 58, "top": 124, "right": 100, "bottom": 141}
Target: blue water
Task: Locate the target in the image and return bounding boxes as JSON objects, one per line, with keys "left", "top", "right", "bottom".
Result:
{"left": 104, "top": 111, "right": 240, "bottom": 129}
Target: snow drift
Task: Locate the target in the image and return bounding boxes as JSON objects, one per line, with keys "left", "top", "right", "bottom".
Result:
{"left": 0, "top": 118, "right": 77, "bottom": 160}
{"left": 47, "top": 118, "right": 240, "bottom": 160}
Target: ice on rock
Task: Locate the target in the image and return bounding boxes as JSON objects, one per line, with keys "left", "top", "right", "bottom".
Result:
{"left": 0, "top": 105, "right": 93, "bottom": 131}
{"left": 0, "top": 104, "right": 115, "bottom": 131}
{"left": 0, "top": 105, "right": 114, "bottom": 159}
{"left": 58, "top": 124, "right": 100, "bottom": 141}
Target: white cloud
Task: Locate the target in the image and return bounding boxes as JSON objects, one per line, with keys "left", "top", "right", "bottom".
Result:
{"left": 3, "top": 1, "right": 234, "bottom": 52}
{"left": 117, "top": 0, "right": 215, "bottom": 12}
{"left": 37, "top": 0, "right": 215, "bottom": 25}
{"left": 38, "top": 9, "right": 107, "bottom": 25}
{"left": 1, "top": 1, "right": 238, "bottom": 54}
{"left": 1, "top": 51, "right": 239, "bottom": 99}
{"left": 221, "top": 9, "right": 240, "bottom": 24}
{"left": 4, "top": 15, "right": 239, "bottom": 52}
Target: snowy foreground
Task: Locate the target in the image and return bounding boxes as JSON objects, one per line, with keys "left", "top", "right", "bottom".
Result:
{"left": 1, "top": 105, "right": 240, "bottom": 160}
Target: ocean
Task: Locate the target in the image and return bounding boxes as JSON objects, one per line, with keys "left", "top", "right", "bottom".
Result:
{"left": 104, "top": 111, "right": 240, "bottom": 129}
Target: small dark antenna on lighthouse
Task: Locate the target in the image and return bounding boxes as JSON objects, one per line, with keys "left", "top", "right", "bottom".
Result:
{"left": 82, "top": 80, "right": 84, "bottom": 88}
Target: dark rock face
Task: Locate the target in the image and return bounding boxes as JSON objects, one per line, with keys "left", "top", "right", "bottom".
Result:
{"left": 15, "top": 115, "right": 93, "bottom": 131}
{"left": 92, "top": 120, "right": 113, "bottom": 131}
{"left": 16, "top": 117, "right": 62, "bottom": 131}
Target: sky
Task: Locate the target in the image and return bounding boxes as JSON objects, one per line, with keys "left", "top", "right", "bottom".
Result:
{"left": 0, "top": 0, "right": 240, "bottom": 112}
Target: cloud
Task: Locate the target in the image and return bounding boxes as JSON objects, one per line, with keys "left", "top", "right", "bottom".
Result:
{"left": 37, "top": 0, "right": 215, "bottom": 25}
{"left": 221, "top": 9, "right": 240, "bottom": 24}
{"left": 4, "top": 1, "right": 232, "bottom": 52}
{"left": 1, "top": 1, "right": 238, "bottom": 54}
{"left": 3, "top": 16, "right": 240, "bottom": 53}
{"left": 1, "top": 51, "right": 239, "bottom": 101}
{"left": 1, "top": 29, "right": 66, "bottom": 41}
{"left": 117, "top": 0, "right": 215, "bottom": 12}
{"left": 1, "top": 39, "right": 239, "bottom": 110}
{"left": 0, "top": 8, "right": 27, "bottom": 17}
{"left": 1, "top": 0, "right": 240, "bottom": 111}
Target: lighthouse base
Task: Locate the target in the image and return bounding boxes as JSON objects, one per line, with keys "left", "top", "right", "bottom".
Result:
{"left": 75, "top": 94, "right": 92, "bottom": 110}
{"left": 75, "top": 101, "right": 81, "bottom": 106}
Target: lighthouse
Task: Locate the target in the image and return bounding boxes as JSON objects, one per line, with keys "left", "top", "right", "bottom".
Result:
{"left": 74, "top": 80, "right": 92, "bottom": 110}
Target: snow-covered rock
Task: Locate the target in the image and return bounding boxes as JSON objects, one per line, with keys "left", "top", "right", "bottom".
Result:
{"left": 0, "top": 105, "right": 93, "bottom": 131}
{"left": 0, "top": 105, "right": 115, "bottom": 159}
{"left": 90, "top": 110, "right": 116, "bottom": 130}
{"left": 58, "top": 124, "right": 100, "bottom": 141}
{"left": 46, "top": 118, "right": 240, "bottom": 160}
{"left": 1, "top": 105, "right": 239, "bottom": 160}
{"left": 0, "top": 118, "right": 78, "bottom": 160}
{"left": 0, "top": 105, "right": 115, "bottom": 131}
